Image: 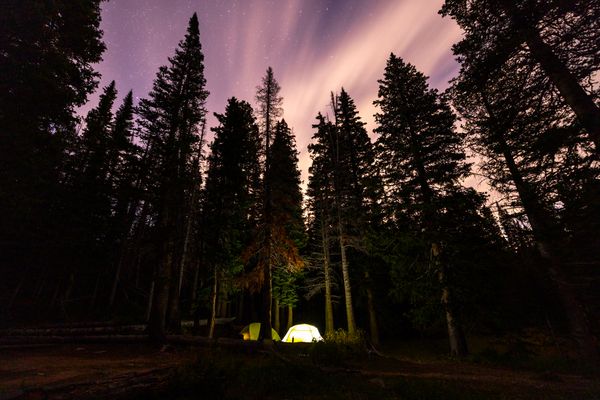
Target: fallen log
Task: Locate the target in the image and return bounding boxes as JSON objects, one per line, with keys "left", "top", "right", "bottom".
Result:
{"left": 0, "top": 318, "right": 236, "bottom": 337}
{"left": 0, "top": 335, "right": 150, "bottom": 346}
{"left": 0, "top": 325, "right": 146, "bottom": 337}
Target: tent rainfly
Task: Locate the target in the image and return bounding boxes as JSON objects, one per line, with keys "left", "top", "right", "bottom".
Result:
{"left": 282, "top": 324, "right": 324, "bottom": 343}
{"left": 240, "top": 323, "right": 281, "bottom": 341}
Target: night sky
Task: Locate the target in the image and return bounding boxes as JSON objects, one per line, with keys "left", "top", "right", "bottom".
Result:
{"left": 91, "top": 0, "right": 462, "bottom": 184}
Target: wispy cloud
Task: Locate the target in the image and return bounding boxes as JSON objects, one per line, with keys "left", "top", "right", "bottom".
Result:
{"left": 91, "top": 0, "right": 462, "bottom": 185}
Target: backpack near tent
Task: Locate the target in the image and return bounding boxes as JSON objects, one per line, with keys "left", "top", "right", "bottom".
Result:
{"left": 282, "top": 324, "right": 324, "bottom": 343}
{"left": 240, "top": 322, "right": 281, "bottom": 341}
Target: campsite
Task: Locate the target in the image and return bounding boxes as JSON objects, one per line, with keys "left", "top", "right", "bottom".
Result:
{"left": 1, "top": 0, "right": 599, "bottom": 398}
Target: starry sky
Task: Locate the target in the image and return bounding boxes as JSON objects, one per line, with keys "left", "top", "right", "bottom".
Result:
{"left": 91, "top": 0, "right": 463, "bottom": 185}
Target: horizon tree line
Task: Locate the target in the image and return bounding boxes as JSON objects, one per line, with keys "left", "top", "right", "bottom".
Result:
{"left": 1, "top": 1, "right": 597, "bottom": 359}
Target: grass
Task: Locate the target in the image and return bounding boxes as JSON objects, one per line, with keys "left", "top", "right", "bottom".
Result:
{"left": 126, "top": 337, "right": 600, "bottom": 400}
{"left": 147, "top": 350, "right": 499, "bottom": 400}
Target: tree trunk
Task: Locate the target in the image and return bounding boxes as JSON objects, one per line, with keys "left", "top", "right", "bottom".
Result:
{"left": 148, "top": 237, "right": 173, "bottom": 342}
{"left": 483, "top": 99, "right": 598, "bottom": 359}
{"left": 321, "top": 215, "right": 334, "bottom": 336}
{"left": 7, "top": 273, "right": 26, "bottom": 312}
{"left": 364, "top": 270, "right": 380, "bottom": 346}
{"left": 441, "top": 282, "right": 469, "bottom": 357}
{"left": 208, "top": 267, "right": 218, "bottom": 339}
{"left": 259, "top": 262, "right": 273, "bottom": 341}
{"left": 338, "top": 231, "right": 356, "bottom": 335}
{"left": 237, "top": 292, "right": 245, "bottom": 322}
{"left": 191, "top": 259, "right": 200, "bottom": 307}
{"left": 34, "top": 270, "right": 47, "bottom": 300}
{"left": 524, "top": 31, "right": 600, "bottom": 154}
{"left": 218, "top": 288, "right": 228, "bottom": 317}
{"left": 433, "top": 243, "right": 468, "bottom": 357}
{"left": 145, "top": 281, "right": 154, "bottom": 323}
{"left": 287, "top": 305, "right": 293, "bottom": 330}
{"left": 89, "top": 273, "right": 100, "bottom": 312}
{"left": 273, "top": 297, "right": 280, "bottom": 334}
{"left": 168, "top": 183, "right": 198, "bottom": 331}
{"left": 108, "top": 256, "right": 124, "bottom": 310}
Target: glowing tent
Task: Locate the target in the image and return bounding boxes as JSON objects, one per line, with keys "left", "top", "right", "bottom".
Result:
{"left": 240, "top": 323, "right": 281, "bottom": 341}
{"left": 282, "top": 324, "right": 324, "bottom": 343}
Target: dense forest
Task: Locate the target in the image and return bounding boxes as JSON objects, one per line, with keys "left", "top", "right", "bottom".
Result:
{"left": 1, "top": 0, "right": 598, "bottom": 364}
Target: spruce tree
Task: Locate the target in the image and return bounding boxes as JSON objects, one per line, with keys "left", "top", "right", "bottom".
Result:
{"left": 67, "top": 81, "right": 117, "bottom": 305}
{"left": 334, "top": 88, "right": 383, "bottom": 342}
{"left": 0, "top": 0, "right": 105, "bottom": 316}
{"left": 138, "top": 13, "right": 209, "bottom": 340}
{"left": 253, "top": 67, "right": 284, "bottom": 340}
{"left": 203, "top": 97, "right": 262, "bottom": 338}
{"left": 449, "top": 50, "right": 599, "bottom": 358}
{"left": 306, "top": 89, "right": 382, "bottom": 339}
{"left": 306, "top": 114, "right": 337, "bottom": 336}
{"left": 374, "top": 54, "right": 476, "bottom": 356}
{"left": 107, "top": 90, "right": 141, "bottom": 310}
{"left": 268, "top": 120, "right": 305, "bottom": 334}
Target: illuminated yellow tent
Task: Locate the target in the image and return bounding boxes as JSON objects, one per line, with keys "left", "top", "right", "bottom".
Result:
{"left": 240, "top": 323, "right": 281, "bottom": 341}
{"left": 282, "top": 324, "right": 324, "bottom": 343}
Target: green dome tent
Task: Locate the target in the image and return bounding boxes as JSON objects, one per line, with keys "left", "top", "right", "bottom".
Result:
{"left": 282, "top": 324, "right": 324, "bottom": 343}
{"left": 240, "top": 323, "right": 281, "bottom": 341}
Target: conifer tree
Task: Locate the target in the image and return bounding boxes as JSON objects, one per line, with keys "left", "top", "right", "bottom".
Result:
{"left": 333, "top": 88, "right": 382, "bottom": 341}
{"left": 203, "top": 98, "right": 262, "bottom": 338}
{"left": 374, "top": 54, "right": 479, "bottom": 356}
{"left": 307, "top": 89, "right": 382, "bottom": 339}
{"left": 253, "top": 67, "right": 284, "bottom": 340}
{"left": 70, "top": 81, "right": 117, "bottom": 288}
{"left": 0, "top": 0, "right": 105, "bottom": 316}
{"left": 449, "top": 51, "right": 599, "bottom": 358}
{"left": 138, "top": 13, "right": 209, "bottom": 341}
{"left": 107, "top": 90, "right": 141, "bottom": 309}
{"left": 307, "top": 114, "right": 337, "bottom": 336}
{"left": 268, "top": 120, "right": 305, "bottom": 333}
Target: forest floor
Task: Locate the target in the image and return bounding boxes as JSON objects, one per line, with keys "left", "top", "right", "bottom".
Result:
{"left": 0, "top": 341, "right": 598, "bottom": 400}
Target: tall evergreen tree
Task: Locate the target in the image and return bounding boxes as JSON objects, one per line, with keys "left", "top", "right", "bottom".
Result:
{"left": 70, "top": 81, "right": 118, "bottom": 297}
{"left": 307, "top": 89, "right": 382, "bottom": 339}
{"left": 0, "top": 0, "right": 105, "bottom": 318}
{"left": 107, "top": 90, "right": 142, "bottom": 310}
{"left": 307, "top": 114, "right": 337, "bottom": 336}
{"left": 253, "top": 67, "right": 284, "bottom": 340}
{"left": 449, "top": 49, "right": 598, "bottom": 358}
{"left": 333, "top": 88, "right": 382, "bottom": 341}
{"left": 203, "top": 98, "right": 262, "bottom": 338}
{"left": 268, "top": 120, "right": 305, "bottom": 334}
{"left": 374, "top": 54, "right": 485, "bottom": 356}
{"left": 137, "top": 13, "right": 209, "bottom": 341}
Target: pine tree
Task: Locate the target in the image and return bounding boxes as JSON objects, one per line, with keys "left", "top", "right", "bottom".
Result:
{"left": 253, "top": 67, "right": 284, "bottom": 341}
{"left": 333, "top": 88, "right": 382, "bottom": 341}
{"left": 268, "top": 120, "right": 305, "bottom": 334}
{"left": 66, "top": 81, "right": 117, "bottom": 310}
{"left": 307, "top": 114, "right": 337, "bottom": 336}
{"left": 107, "top": 90, "right": 141, "bottom": 310}
{"left": 0, "top": 0, "right": 105, "bottom": 316}
{"left": 449, "top": 49, "right": 598, "bottom": 358}
{"left": 374, "top": 54, "right": 475, "bottom": 356}
{"left": 306, "top": 90, "right": 382, "bottom": 339}
{"left": 138, "top": 13, "right": 209, "bottom": 341}
{"left": 203, "top": 97, "right": 262, "bottom": 338}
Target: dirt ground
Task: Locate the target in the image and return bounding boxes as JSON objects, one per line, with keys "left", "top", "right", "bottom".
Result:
{"left": 0, "top": 343, "right": 195, "bottom": 399}
{"left": 0, "top": 343, "right": 598, "bottom": 399}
